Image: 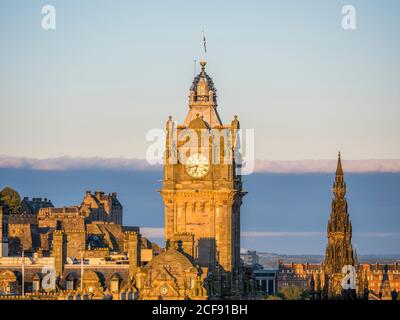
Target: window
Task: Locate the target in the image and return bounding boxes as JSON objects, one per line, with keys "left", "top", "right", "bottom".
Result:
{"left": 111, "top": 279, "right": 119, "bottom": 293}
{"left": 33, "top": 280, "right": 40, "bottom": 292}
{"left": 268, "top": 280, "right": 274, "bottom": 294}
{"left": 66, "top": 280, "right": 74, "bottom": 290}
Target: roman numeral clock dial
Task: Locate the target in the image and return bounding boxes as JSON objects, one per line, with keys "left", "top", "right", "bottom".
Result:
{"left": 184, "top": 153, "right": 210, "bottom": 178}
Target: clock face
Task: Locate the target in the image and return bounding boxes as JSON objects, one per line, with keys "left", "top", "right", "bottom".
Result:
{"left": 185, "top": 153, "right": 210, "bottom": 178}
{"left": 159, "top": 285, "right": 168, "bottom": 295}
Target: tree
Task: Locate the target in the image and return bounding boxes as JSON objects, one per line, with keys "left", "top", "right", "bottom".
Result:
{"left": 0, "top": 187, "right": 21, "bottom": 213}
{"left": 265, "top": 294, "right": 283, "bottom": 300}
{"left": 279, "top": 286, "right": 309, "bottom": 300}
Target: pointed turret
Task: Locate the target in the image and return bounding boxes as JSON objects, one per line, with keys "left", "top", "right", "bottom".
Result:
{"left": 336, "top": 152, "right": 343, "bottom": 176}
{"left": 333, "top": 152, "right": 346, "bottom": 199}
{"left": 184, "top": 60, "right": 222, "bottom": 128}
{"left": 354, "top": 249, "right": 359, "bottom": 266}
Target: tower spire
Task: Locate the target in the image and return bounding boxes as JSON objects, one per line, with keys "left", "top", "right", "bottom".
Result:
{"left": 200, "top": 31, "right": 207, "bottom": 78}
{"left": 200, "top": 60, "right": 206, "bottom": 78}
{"left": 336, "top": 151, "right": 343, "bottom": 177}
{"left": 333, "top": 151, "right": 346, "bottom": 199}
{"left": 324, "top": 152, "right": 356, "bottom": 299}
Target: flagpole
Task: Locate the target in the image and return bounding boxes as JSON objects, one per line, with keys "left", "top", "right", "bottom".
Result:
{"left": 80, "top": 252, "right": 84, "bottom": 292}
{"left": 21, "top": 250, "right": 25, "bottom": 297}
{"left": 201, "top": 31, "right": 205, "bottom": 62}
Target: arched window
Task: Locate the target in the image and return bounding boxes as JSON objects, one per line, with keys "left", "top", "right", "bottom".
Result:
{"left": 110, "top": 274, "right": 121, "bottom": 293}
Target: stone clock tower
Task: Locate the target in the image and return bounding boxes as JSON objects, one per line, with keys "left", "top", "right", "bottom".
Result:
{"left": 160, "top": 60, "right": 246, "bottom": 274}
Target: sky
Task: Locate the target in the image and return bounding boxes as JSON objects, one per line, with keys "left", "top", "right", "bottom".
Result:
{"left": 1, "top": 168, "right": 399, "bottom": 254}
{"left": 1, "top": 0, "right": 400, "bottom": 161}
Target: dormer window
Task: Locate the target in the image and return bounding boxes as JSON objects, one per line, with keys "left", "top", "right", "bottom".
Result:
{"left": 32, "top": 274, "right": 41, "bottom": 292}
{"left": 65, "top": 273, "right": 76, "bottom": 290}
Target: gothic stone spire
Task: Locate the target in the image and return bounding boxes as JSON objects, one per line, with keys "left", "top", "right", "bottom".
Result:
{"left": 324, "top": 152, "right": 355, "bottom": 298}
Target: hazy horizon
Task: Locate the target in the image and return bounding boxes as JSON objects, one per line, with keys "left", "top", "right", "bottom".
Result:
{"left": 1, "top": 168, "right": 399, "bottom": 255}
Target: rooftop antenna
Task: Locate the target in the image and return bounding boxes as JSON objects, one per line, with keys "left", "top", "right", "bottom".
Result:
{"left": 201, "top": 30, "right": 207, "bottom": 63}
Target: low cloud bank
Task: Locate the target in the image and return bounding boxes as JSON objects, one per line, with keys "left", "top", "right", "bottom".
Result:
{"left": 1, "top": 155, "right": 400, "bottom": 173}
{"left": 141, "top": 228, "right": 400, "bottom": 239}
{"left": 254, "top": 159, "right": 400, "bottom": 173}
{"left": 0, "top": 155, "right": 161, "bottom": 171}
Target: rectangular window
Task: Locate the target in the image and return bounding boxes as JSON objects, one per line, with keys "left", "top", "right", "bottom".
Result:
{"left": 66, "top": 281, "right": 74, "bottom": 290}
{"left": 268, "top": 280, "right": 274, "bottom": 294}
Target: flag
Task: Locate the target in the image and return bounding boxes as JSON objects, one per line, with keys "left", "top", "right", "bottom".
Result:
{"left": 202, "top": 31, "right": 207, "bottom": 53}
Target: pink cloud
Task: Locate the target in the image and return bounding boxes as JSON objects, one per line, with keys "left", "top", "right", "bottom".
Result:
{"left": 1, "top": 155, "right": 400, "bottom": 173}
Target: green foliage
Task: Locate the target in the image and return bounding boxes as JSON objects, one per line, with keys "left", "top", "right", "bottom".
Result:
{"left": 279, "top": 286, "right": 309, "bottom": 300}
{"left": 0, "top": 187, "right": 21, "bottom": 212}
{"left": 265, "top": 294, "right": 283, "bottom": 300}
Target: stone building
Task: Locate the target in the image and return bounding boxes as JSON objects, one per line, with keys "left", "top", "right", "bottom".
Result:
{"left": 277, "top": 260, "right": 400, "bottom": 300}
{"left": 160, "top": 58, "right": 256, "bottom": 298}
{"left": 81, "top": 191, "right": 123, "bottom": 224}
{"left": 0, "top": 58, "right": 258, "bottom": 300}
{"left": 161, "top": 60, "right": 244, "bottom": 272}
{"left": 276, "top": 153, "right": 400, "bottom": 300}
{"left": 20, "top": 197, "right": 53, "bottom": 215}
{"left": 0, "top": 199, "right": 9, "bottom": 257}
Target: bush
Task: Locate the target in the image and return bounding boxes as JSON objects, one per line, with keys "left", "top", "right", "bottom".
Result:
{"left": 279, "top": 286, "right": 309, "bottom": 300}
{"left": 0, "top": 187, "right": 21, "bottom": 212}
{"left": 265, "top": 294, "right": 283, "bottom": 300}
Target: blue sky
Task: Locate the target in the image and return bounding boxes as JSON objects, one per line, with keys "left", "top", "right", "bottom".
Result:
{"left": 1, "top": 0, "right": 400, "bottom": 160}
{"left": 0, "top": 1, "right": 399, "bottom": 254}
{"left": 1, "top": 168, "right": 399, "bottom": 254}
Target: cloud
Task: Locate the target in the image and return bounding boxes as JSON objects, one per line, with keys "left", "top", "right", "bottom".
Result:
{"left": 353, "top": 232, "right": 400, "bottom": 238}
{"left": 140, "top": 227, "right": 164, "bottom": 238}
{"left": 0, "top": 155, "right": 161, "bottom": 171}
{"left": 242, "top": 231, "right": 324, "bottom": 237}
{"left": 243, "top": 231, "right": 400, "bottom": 238}
{"left": 253, "top": 159, "right": 400, "bottom": 173}
{"left": 1, "top": 155, "right": 400, "bottom": 173}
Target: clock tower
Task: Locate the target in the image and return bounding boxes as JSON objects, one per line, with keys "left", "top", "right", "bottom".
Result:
{"left": 160, "top": 60, "right": 245, "bottom": 274}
